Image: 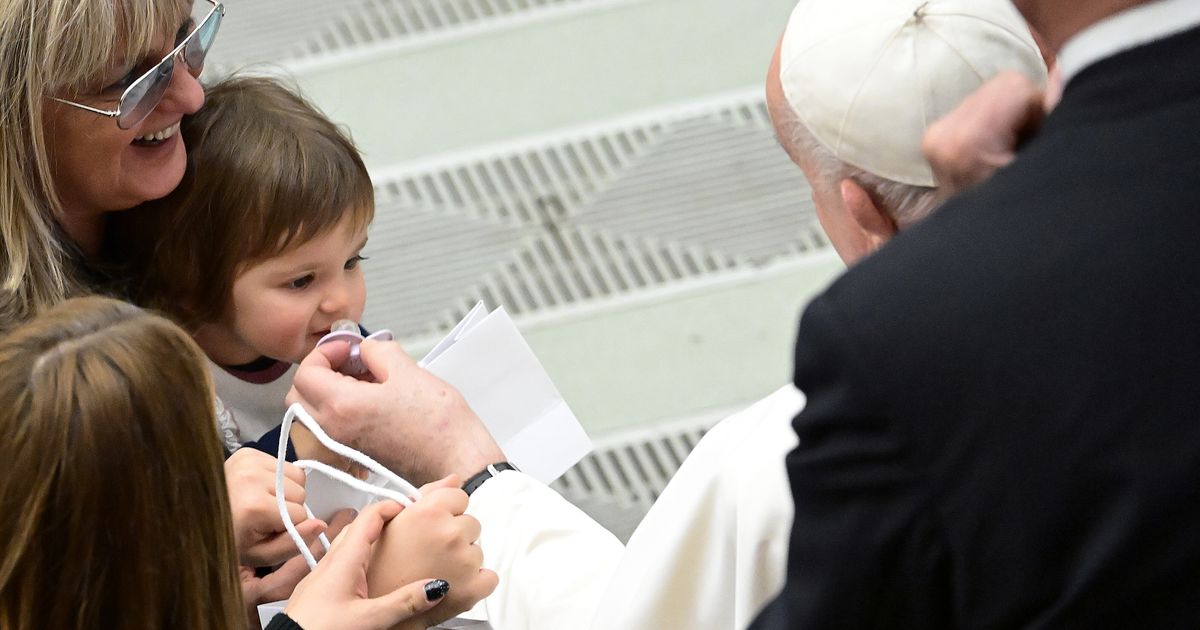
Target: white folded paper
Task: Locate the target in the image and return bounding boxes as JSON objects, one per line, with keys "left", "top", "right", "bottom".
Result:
{"left": 419, "top": 302, "right": 592, "bottom": 484}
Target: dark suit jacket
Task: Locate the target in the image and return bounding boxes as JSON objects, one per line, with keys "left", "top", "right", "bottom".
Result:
{"left": 753, "top": 25, "right": 1200, "bottom": 629}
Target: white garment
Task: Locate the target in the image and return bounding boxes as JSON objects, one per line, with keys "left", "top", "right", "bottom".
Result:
{"left": 214, "top": 395, "right": 243, "bottom": 453}
{"left": 468, "top": 470, "right": 624, "bottom": 630}
{"left": 207, "top": 358, "right": 297, "bottom": 444}
{"left": 1057, "top": 0, "right": 1200, "bottom": 83}
{"left": 468, "top": 384, "right": 805, "bottom": 630}
{"left": 594, "top": 384, "right": 803, "bottom": 630}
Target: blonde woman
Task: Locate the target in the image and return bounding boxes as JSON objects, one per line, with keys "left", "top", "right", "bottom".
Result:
{"left": 0, "top": 297, "right": 496, "bottom": 629}
{"left": 0, "top": 0, "right": 213, "bottom": 330}
{"left": 0, "top": 0, "right": 349, "bottom": 605}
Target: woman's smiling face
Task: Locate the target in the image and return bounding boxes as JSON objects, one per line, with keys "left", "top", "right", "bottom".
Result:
{"left": 42, "top": 9, "right": 205, "bottom": 225}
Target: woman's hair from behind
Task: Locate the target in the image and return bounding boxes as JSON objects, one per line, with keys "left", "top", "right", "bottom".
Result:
{"left": 0, "top": 0, "right": 190, "bottom": 333}
{"left": 0, "top": 296, "right": 244, "bottom": 629}
{"left": 113, "top": 75, "right": 376, "bottom": 328}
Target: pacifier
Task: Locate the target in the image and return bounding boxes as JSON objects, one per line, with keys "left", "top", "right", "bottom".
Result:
{"left": 315, "top": 319, "right": 395, "bottom": 376}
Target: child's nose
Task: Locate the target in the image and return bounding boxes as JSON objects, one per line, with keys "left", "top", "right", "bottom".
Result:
{"left": 320, "top": 284, "right": 351, "bottom": 315}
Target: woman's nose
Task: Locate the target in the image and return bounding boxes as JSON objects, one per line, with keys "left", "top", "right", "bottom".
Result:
{"left": 159, "top": 57, "right": 205, "bottom": 116}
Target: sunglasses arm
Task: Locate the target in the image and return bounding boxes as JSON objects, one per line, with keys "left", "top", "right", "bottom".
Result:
{"left": 48, "top": 97, "right": 119, "bottom": 118}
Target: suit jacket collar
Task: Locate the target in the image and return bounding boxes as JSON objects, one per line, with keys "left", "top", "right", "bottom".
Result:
{"left": 1059, "top": 0, "right": 1200, "bottom": 84}
{"left": 1044, "top": 24, "right": 1200, "bottom": 132}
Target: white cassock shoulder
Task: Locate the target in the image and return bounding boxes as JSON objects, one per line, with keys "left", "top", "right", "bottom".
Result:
{"left": 591, "top": 384, "right": 805, "bottom": 630}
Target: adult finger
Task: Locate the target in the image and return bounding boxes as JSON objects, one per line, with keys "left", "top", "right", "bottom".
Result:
{"left": 292, "top": 361, "right": 356, "bottom": 415}
{"left": 365, "top": 578, "right": 451, "bottom": 628}
{"left": 923, "top": 72, "right": 1044, "bottom": 196}
{"left": 325, "top": 508, "right": 357, "bottom": 542}
{"left": 1044, "top": 64, "right": 1064, "bottom": 111}
{"left": 300, "top": 339, "right": 349, "bottom": 371}
{"left": 254, "top": 553, "right": 314, "bottom": 604}
{"left": 356, "top": 338, "right": 420, "bottom": 383}
{"left": 247, "top": 517, "right": 327, "bottom": 567}
{"left": 325, "top": 501, "right": 403, "bottom": 563}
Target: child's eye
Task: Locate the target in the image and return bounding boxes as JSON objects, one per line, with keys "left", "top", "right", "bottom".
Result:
{"left": 345, "top": 255, "right": 368, "bottom": 270}
{"left": 286, "top": 274, "right": 315, "bottom": 290}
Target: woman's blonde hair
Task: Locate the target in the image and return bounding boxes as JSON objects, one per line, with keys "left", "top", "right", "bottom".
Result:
{"left": 0, "top": 296, "right": 244, "bottom": 629}
{"left": 0, "top": 0, "right": 189, "bottom": 332}
{"left": 113, "top": 75, "right": 375, "bottom": 327}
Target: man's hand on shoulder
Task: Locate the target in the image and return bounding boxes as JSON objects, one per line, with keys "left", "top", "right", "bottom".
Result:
{"left": 922, "top": 71, "right": 1049, "bottom": 202}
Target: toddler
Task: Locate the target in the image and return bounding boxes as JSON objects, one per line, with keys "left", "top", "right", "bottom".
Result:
{"left": 114, "top": 75, "right": 374, "bottom": 455}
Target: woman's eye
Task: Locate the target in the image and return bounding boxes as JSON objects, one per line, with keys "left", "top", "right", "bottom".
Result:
{"left": 287, "top": 274, "right": 315, "bottom": 290}
{"left": 345, "top": 255, "right": 368, "bottom": 270}
{"left": 103, "top": 66, "right": 142, "bottom": 94}
{"left": 99, "top": 19, "right": 192, "bottom": 96}
{"left": 175, "top": 20, "right": 194, "bottom": 46}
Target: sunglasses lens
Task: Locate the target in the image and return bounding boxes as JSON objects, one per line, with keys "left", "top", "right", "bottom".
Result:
{"left": 116, "top": 57, "right": 173, "bottom": 130}
{"left": 184, "top": 6, "right": 223, "bottom": 70}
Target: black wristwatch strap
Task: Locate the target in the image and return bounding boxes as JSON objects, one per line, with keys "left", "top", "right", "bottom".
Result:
{"left": 463, "top": 462, "right": 518, "bottom": 496}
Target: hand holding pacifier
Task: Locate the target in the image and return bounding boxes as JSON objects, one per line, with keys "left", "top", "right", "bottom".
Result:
{"left": 316, "top": 319, "right": 395, "bottom": 377}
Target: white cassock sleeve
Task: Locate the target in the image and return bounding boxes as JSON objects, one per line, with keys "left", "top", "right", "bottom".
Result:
{"left": 467, "top": 384, "right": 804, "bottom": 630}
{"left": 467, "top": 469, "right": 624, "bottom": 630}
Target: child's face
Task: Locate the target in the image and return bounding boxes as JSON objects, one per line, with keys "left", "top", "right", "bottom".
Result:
{"left": 204, "top": 215, "right": 369, "bottom": 365}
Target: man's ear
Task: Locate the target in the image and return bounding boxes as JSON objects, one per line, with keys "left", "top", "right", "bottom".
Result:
{"left": 840, "top": 178, "right": 897, "bottom": 254}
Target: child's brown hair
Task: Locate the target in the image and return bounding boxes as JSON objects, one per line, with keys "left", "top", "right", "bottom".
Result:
{"left": 113, "top": 75, "right": 375, "bottom": 327}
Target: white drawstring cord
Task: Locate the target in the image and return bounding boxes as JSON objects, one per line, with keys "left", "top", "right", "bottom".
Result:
{"left": 274, "top": 402, "right": 421, "bottom": 569}
{"left": 284, "top": 402, "right": 421, "bottom": 498}
{"left": 302, "top": 504, "right": 331, "bottom": 552}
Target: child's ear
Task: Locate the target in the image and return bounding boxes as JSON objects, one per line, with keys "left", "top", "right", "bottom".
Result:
{"left": 840, "top": 178, "right": 897, "bottom": 254}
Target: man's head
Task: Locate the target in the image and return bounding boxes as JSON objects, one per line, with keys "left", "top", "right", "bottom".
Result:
{"left": 767, "top": 0, "right": 1047, "bottom": 264}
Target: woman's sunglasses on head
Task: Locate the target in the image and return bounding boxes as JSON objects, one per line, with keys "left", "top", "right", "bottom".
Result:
{"left": 51, "top": 0, "right": 224, "bottom": 130}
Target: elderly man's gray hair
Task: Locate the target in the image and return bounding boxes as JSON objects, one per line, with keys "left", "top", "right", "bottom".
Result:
{"left": 775, "top": 106, "right": 939, "bottom": 227}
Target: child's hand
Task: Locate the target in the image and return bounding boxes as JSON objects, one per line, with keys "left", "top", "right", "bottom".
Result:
{"left": 225, "top": 447, "right": 326, "bottom": 567}
{"left": 284, "top": 500, "right": 492, "bottom": 630}
{"left": 367, "top": 478, "right": 499, "bottom": 628}
{"left": 242, "top": 509, "right": 357, "bottom": 628}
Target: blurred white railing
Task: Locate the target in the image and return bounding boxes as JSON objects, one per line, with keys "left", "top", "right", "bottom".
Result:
{"left": 361, "top": 90, "right": 827, "bottom": 339}
{"left": 209, "top": 0, "right": 640, "bottom": 72}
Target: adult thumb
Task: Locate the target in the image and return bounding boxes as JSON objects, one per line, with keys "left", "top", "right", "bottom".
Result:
{"left": 367, "top": 578, "right": 450, "bottom": 628}
{"left": 357, "top": 338, "right": 417, "bottom": 383}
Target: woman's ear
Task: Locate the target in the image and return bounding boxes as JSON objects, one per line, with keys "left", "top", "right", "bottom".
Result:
{"left": 840, "top": 178, "right": 897, "bottom": 255}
